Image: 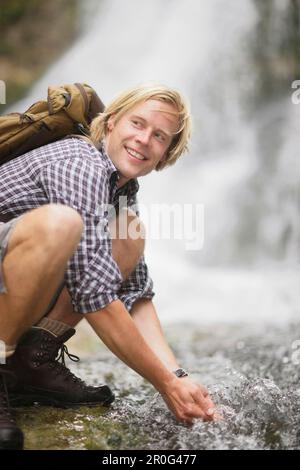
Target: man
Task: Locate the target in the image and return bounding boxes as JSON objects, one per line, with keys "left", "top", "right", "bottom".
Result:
{"left": 0, "top": 83, "right": 216, "bottom": 450}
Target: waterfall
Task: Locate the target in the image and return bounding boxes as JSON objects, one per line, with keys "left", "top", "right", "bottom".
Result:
{"left": 7, "top": 0, "right": 299, "bottom": 324}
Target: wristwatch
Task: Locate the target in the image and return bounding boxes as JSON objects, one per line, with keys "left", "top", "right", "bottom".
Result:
{"left": 173, "top": 368, "right": 189, "bottom": 378}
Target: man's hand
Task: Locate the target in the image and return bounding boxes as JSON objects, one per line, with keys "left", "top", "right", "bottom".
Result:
{"left": 86, "top": 300, "right": 218, "bottom": 425}
{"left": 131, "top": 299, "right": 217, "bottom": 424}
{"left": 160, "top": 375, "right": 217, "bottom": 425}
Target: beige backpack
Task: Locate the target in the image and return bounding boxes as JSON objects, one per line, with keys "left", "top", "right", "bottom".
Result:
{"left": 0, "top": 82, "right": 104, "bottom": 166}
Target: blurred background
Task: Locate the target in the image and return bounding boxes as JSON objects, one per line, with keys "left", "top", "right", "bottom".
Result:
{"left": 1, "top": 0, "right": 300, "bottom": 451}
{"left": 1, "top": 0, "right": 299, "bottom": 326}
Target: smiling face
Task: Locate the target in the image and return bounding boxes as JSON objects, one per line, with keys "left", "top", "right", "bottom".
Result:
{"left": 104, "top": 99, "right": 179, "bottom": 187}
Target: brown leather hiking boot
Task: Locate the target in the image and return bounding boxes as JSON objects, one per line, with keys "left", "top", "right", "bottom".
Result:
{"left": 6, "top": 328, "right": 115, "bottom": 408}
{"left": 0, "top": 367, "right": 24, "bottom": 450}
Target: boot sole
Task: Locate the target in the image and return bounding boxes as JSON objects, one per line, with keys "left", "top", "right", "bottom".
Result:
{"left": 9, "top": 393, "right": 115, "bottom": 408}
{"left": 0, "top": 431, "right": 24, "bottom": 450}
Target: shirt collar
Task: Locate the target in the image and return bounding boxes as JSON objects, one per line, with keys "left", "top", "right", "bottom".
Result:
{"left": 98, "top": 141, "right": 118, "bottom": 181}
{"left": 98, "top": 141, "right": 140, "bottom": 199}
{"left": 118, "top": 177, "right": 140, "bottom": 198}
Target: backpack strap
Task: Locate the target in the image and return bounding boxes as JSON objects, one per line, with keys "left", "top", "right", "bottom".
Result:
{"left": 74, "top": 83, "right": 105, "bottom": 123}
{"left": 74, "top": 83, "right": 89, "bottom": 119}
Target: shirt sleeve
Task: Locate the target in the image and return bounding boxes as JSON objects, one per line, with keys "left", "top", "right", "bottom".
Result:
{"left": 39, "top": 144, "right": 123, "bottom": 313}
{"left": 117, "top": 193, "right": 155, "bottom": 312}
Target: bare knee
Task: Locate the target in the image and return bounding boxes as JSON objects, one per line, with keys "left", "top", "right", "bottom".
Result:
{"left": 9, "top": 204, "right": 83, "bottom": 253}
{"left": 40, "top": 205, "right": 84, "bottom": 246}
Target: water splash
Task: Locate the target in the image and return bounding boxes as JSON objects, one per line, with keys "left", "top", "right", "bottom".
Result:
{"left": 54, "top": 321, "right": 299, "bottom": 450}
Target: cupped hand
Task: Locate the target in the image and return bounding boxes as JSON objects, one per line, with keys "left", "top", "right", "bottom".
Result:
{"left": 160, "top": 375, "right": 218, "bottom": 425}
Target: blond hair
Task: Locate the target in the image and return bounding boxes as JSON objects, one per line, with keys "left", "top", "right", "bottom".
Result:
{"left": 89, "top": 83, "right": 192, "bottom": 171}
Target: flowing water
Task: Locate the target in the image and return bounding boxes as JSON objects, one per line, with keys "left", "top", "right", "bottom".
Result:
{"left": 8, "top": 0, "right": 300, "bottom": 449}
{"left": 17, "top": 319, "right": 300, "bottom": 450}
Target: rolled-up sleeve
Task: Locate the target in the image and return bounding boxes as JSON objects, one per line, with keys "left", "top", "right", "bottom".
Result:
{"left": 118, "top": 255, "right": 155, "bottom": 312}
{"left": 39, "top": 154, "right": 123, "bottom": 313}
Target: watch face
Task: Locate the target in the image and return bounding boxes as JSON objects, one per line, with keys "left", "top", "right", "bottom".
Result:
{"left": 175, "top": 368, "right": 188, "bottom": 378}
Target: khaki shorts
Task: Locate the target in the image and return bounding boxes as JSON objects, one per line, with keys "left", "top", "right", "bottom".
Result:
{"left": 0, "top": 218, "right": 64, "bottom": 312}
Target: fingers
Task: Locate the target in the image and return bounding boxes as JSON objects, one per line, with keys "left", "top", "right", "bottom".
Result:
{"left": 182, "top": 403, "right": 217, "bottom": 424}
{"left": 163, "top": 379, "right": 218, "bottom": 425}
{"left": 177, "top": 396, "right": 216, "bottom": 423}
{"left": 191, "top": 390, "right": 211, "bottom": 411}
{"left": 199, "top": 384, "right": 209, "bottom": 397}
{"left": 168, "top": 397, "right": 207, "bottom": 425}
{"left": 190, "top": 388, "right": 217, "bottom": 421}
{"left": 179, "top": 406, "right": 206, "bottom": 425}
{"left": 180, "top": 400, "right": 213, "bottom": 424}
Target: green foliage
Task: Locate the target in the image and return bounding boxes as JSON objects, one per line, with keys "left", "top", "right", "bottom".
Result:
{"left": 0, "top": 0, "right": 40, "bottom": 27}
{"left": 0, "top": 0, "right": 79, "bottom": 111}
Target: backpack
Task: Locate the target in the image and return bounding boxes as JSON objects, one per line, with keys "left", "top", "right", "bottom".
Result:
{"left": 0, "top": 82, "right": 105, "bottom": 166}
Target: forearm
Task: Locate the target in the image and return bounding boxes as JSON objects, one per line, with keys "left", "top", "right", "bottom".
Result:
{"left": 84, "top": 299, "right": 174, "bottom": 393}
{"left": 131, "top": 298, "right": 180, "bottom": 371}
{"left": 85, "top": 298, "right": 217, "bottom": 423}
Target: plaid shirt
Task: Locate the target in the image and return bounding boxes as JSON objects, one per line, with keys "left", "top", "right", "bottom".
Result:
{"left": 0, "top": 137, "right": 154, "bottom": 313}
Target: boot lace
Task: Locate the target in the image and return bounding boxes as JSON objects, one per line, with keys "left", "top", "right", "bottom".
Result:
{"left": 57, "top": 344, "right": 79, "bottom": 367}
{"left": 49, "top": 343, "right": 87, "bottom": 388}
